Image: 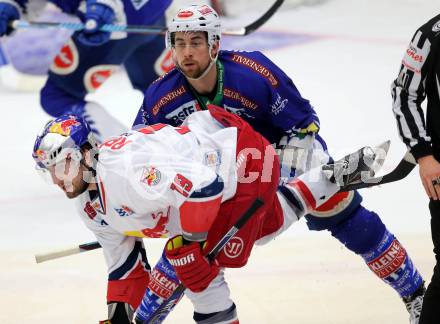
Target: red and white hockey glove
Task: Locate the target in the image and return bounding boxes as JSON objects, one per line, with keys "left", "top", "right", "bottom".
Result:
{"left": 165, "top": 235, "right": 219, "bottom": 293}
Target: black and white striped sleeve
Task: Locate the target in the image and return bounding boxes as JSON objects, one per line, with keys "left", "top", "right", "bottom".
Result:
{"left": 391, "top": 28, "right": 433, "bottom": 160}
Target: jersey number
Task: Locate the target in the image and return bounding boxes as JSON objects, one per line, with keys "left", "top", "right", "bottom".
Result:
{"left": 170, "top": 173, "right": 193, "bottom": 197}
{"left": 101, "top": 137, "right": 132, "bottom": 150}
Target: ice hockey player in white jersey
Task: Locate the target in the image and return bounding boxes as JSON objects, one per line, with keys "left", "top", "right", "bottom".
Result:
{"left": 32, "top": 106, "right": 385, "bottom": 323}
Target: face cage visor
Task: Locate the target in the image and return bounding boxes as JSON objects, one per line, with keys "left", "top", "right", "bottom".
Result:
{"left": 33, "top": 146, "right": 83, "bottom": 185}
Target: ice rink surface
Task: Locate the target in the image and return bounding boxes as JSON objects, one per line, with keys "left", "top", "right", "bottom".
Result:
{"left": 0, "top": 0, "right": 438, "bottom": 323}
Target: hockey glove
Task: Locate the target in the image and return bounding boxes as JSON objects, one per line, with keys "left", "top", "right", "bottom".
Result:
{"left": 0, "top": 2, "right": 20, "bottom": 36}
{"left": 278, "top": 126, "right": 325, "bottom": 184}
{"left": 165, "top": 235, "right": 219, "bottom": 293}
{"left": 77, "top": 0, "right": 115, "bottom": 46}
{"left": 99, "top": 302, "right": 134, "bottom": 324}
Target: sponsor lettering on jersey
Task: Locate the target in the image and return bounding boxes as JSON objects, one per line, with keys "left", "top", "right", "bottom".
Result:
{"left": 114, "top": 205, "right": 134, "bottom": 217}
{"left": 224, "top": 237, "right": 244, "bottom": 258}
{"left": 406, "top": 46, "right": 424, "bottom": 63}
{"left": 231, "top": 54, "right": 278, "bottom": 87}
{"left": 223, "top": 88, "right": 258, "bottom": 110}
{"left": 152, "top": 86, "right": 187, "bottom": 116}
{"left": 50, "top": 39, "right": 79, "bottom": 75}
{"left": 149, "top": 268, "right": 179, "bottom": 299}
{"left": 367, "top": 239, "right": 407, "bottom": 279}
{"left": 84, "top": 65, "right": 119, "bottom": 93}
{"left": 165, "top": 100, "right": 200, "bottom": 123}
{"left": 141, "top": 167, "right": 162, "bottom": 186}
{"left": 270, "top": 93, "right": 289, "bottom": 115}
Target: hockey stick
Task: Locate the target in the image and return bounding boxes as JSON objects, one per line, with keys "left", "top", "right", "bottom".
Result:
{"left": 10, "top": 0, "right": 284, "bottom": 36}
{"left": 144, "top": 198, "right": 265, "bottom": 324}
{"left": 339, "top": 150, "right": 416, "bottom": 192}
{"left": 34, "top": 198, "right": 264, "bottom": 264}
{"left": 35, "top": 149, "right": 414, "bottom": 263}
{"left": 222, "top": 0, "right": 284, "bottom": 36}
{"left": 35, "top": 241, "right": 101, "bottom": 264}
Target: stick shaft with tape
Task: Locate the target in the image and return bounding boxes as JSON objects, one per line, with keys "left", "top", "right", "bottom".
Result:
{"left": 35, "top": 241, "right": 101, "bottom": 263}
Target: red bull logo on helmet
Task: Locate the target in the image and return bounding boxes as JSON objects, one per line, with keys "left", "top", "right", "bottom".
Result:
{"left": 49, "top": 117, "right": 80, "bottom": 137}
{"left": 34, "top": 149, "right": 47, "bottom": 161}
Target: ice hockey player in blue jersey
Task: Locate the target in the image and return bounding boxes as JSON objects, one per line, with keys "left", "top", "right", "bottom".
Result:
{"left": 133, "top": 4, "right": 426, "bottom": 324}
{"left": 0, "top": 0, "right": 173, "bottom": 141}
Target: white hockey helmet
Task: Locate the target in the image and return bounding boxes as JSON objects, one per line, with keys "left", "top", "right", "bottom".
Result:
{"left": 166, "top": 4, "right": 221, "bottom": 49}
{"left": 32, "top": 114, "right": 98, "bottom": 173}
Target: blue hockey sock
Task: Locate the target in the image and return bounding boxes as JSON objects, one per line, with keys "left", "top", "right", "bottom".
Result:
{"left": 361, "top": 229, "right": 424, "bottom": 298}
{"left": 330, "top": 206, "right": 423, "bottom": 298}
{"left": 136, "top": 251, "right": 181, "bottom": 322}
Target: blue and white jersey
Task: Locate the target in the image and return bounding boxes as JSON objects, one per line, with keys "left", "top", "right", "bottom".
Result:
{"left": 134, "top": 50, "right": 320, "bottom": 145}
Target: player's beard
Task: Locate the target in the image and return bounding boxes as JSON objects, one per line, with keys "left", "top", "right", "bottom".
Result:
{"left": 63, "top": 163, "right": 93, "bottom": 199}
{"left": 64, "top": 176, "right": 89, "bottom": 199}
{"left": 180, "top": 59, "right": 210, "bottom": 79}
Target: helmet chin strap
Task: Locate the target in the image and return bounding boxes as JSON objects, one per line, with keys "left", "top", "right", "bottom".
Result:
{"left": 174, "top": 46, "right": 219, "bottom": 81}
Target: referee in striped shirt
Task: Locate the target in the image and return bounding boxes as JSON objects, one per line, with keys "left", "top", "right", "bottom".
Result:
{"left": 392, "top": 14, "right": 440, "bottom": 324}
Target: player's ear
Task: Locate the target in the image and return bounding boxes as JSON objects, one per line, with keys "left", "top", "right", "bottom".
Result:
{"left": 211, "top": 40, "right": 220, "bottom": 56}
{"left": 81, "top": 146, "right": 95, "bottom": 169}
{"left": 170, "top": 47, "right": 178, "bottom": 64}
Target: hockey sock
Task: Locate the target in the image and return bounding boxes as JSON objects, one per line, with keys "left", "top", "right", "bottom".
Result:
{"left": 135, "top": 251, "right": 181, "bottom": 323}
{"left": 330, "top": 206, "right": 424, "bottom": 298}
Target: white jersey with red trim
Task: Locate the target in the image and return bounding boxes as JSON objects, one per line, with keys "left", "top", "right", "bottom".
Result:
{"left": 75, "top": 191, "right": 146, "bottom": 274}
{"left": 71, "top": 110, "right": 238, "bottom": 307}
{"left": 75, "top": 190, "right": 150, "bottom": 308}
{"left": 95, "top": 110, "right": 237, "bottom": 239}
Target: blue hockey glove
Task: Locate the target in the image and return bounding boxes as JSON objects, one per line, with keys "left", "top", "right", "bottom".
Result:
{"left": 0, "top": 2, "right": 19, "bottom": 37}
{"left": 77, "top": 0, "right": 115, "bottom": 46}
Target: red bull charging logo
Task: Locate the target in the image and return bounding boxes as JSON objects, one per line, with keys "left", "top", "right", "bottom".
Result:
{"left": 141, "top": 167, "right": 162, "bottom": 186}
{"left": 35, "top": 149, "right": 47, "bottom": 161}
{"left": 49, "top": 118, "right": 80, "bottom": 136}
